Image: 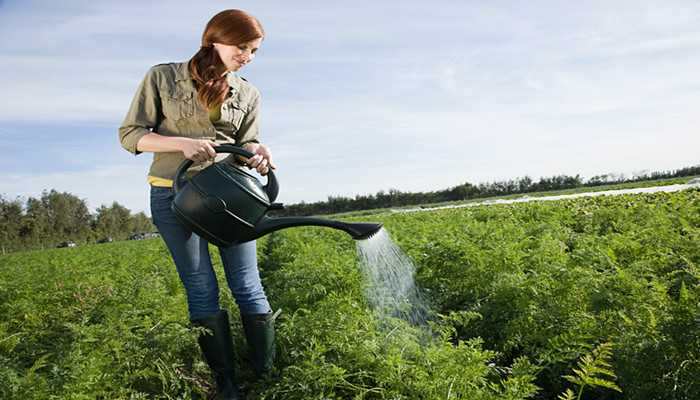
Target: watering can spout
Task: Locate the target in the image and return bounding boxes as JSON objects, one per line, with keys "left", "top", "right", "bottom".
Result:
{"left": 254, "top": 216, "right": 382, "bottom": 241}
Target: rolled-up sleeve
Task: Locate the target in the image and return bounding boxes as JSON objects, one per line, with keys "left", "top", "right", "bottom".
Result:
{"left": 236, "top": 90, "right": 261, "bottom": 146}
{"left": 118, "top": 67, "right": 161, "bottom": 155}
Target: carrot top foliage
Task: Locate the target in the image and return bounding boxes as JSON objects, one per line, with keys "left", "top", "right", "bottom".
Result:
{"left": 1, "top": 189, "right": 699, "bottom": 399}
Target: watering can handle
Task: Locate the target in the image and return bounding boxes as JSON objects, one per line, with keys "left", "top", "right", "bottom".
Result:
{"left": 172, "top": 143, "right": 279, "bottom": 202}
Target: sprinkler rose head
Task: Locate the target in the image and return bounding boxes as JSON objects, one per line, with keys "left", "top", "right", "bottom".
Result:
{"left": 347, "top": 223, "right": 383, "bottom": 240}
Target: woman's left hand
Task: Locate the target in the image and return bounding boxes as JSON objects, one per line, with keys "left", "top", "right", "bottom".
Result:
{"left": 242, "top": 142, "right": 277, "bottom": 175}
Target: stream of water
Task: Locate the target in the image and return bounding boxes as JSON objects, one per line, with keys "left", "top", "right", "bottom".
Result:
{"left": 356, "top": 228, "right": 432, "bottom": 326}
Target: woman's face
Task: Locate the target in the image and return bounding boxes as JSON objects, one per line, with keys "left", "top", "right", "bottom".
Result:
{"left": 213, "top": 38, "right": 263, "bottom": 72}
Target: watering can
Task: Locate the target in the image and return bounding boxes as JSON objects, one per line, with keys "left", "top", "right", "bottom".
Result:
{"left": 171, "top": 144, "right": 382, "bottom": 247}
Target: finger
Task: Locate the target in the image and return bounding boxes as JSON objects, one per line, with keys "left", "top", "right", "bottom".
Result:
{"left": 204, "top": 143, "right": 217, "bottom": 159}
{"left": 248, "top": 154, "right": 262, "bottom": 168}
{"left": 258, "top": 147, "right": 271, "bottom": 157}
{"left": 243, "top": 142, "right": 258, "bottom": 153}
{"left": 256, "top": 158, "right": 268, "bottom": 173}
{"left": 258, "top": 161, "right": 269, "bottom": 175}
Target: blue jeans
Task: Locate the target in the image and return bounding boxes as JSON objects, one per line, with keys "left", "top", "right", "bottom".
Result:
{"left": 150, "top": 186, "right": 271, "bottom": 320}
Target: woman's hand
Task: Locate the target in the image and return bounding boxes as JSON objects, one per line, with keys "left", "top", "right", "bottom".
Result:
{"left": 179, "top": 138, "right": 219, "bottom": 163}
{"left": 242, "top": 142, "right": 277, "bottom": 175}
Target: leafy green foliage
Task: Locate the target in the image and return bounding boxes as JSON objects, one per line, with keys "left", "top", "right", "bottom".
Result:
{"left": 255, "top": 228, "right": 539, "bottom": 399}
{"left": 356, "top": 189, "right": 700, "bottom": 399}
{"left": 0, "top": 240, "right": 208, "bottom": 399}
{"left": 560, "top": 342, "right": 621, "bottom": 399}
{"left": 2, "top": 189, "right": 699, "bottom": 398}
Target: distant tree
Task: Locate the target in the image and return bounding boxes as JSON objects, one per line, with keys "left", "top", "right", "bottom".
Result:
{"left": 446, "top": 182, "right": 478, "bottom": 201}
{"left": 22, "top": 197, "right": 50, "bottom": 249}
{"left": 586, "top": 174, "right": 611, "bottom": 186}
{"left": 40, "top": 190, "right": 92, "bottom": 244}
{"left": 0, "top": 196, "right": 23, "bottom": 254}
{"left": 517, "top": 176, "right": 533, "bottom": 192}
{"left": 131, "top": 212, "right": 154, "bottom": 234}
{"left": 93, "top": 202, "right": 133, "bottom": 240}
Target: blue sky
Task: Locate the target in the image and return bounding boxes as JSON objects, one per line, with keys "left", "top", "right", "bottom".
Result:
{"left": 1, "top": 0, "right": 699, "bottom": 214}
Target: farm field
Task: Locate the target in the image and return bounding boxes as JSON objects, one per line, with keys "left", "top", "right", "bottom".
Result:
{"left": 327, "top": 176, "right": 700, "bottom": 219}
{"left": 1, "top": 189, "right": 699, "bottom": 399}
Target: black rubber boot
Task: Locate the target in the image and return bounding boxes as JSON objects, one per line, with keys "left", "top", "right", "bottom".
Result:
{"left": 191, "top": 310, "right": 242, "bottom": 400}
{"left": 240, "top": 309, "right": 280, "bottom": 378}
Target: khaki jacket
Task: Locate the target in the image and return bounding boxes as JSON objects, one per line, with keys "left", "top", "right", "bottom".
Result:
{"left": 118, "top": 62, "right": 261, "bottom": 180}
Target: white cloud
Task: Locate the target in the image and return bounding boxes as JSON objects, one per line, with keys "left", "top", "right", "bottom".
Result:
{"left": 1, "top": 0, "right": 699, "bottom": 209}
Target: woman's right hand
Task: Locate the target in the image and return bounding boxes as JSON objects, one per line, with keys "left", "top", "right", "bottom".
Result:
{"left": 179, "top": 138, "right": 218, "bottom": 163}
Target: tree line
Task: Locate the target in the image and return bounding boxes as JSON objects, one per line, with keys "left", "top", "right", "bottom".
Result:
{"left": 0, "top": 190, "right": 153, "bottom": 254}
{"left": 2, "top": 165, "right": 698, "bottom": 253}
{"left": 274, "top": 165, "right": 700, "bottom": 216}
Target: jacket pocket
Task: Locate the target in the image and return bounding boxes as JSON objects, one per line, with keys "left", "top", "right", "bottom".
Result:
{"left": 221, "top": 99, "right": 246, "bottom": 131}
{"left": 162, "top": 90, "right": 195, "bottom": 124}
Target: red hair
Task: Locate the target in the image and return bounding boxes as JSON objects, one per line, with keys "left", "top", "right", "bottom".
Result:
{"left": 188, "top": 9, "right": 265, "bottom": 109}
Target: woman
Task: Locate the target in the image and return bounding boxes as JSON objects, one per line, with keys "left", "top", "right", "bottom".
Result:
{"left": 119, "top": 9, "right": 276, "bottom": 399}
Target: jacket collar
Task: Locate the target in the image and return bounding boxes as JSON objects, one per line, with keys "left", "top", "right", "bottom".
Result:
{"left": 226, "top": 71, "right": 242, "bottom": 95}
{"left": 174, "top": 61, "right": 192, "bottom": 82}
{"left": 174, "top": 62, "right": 240, "bottom": 99}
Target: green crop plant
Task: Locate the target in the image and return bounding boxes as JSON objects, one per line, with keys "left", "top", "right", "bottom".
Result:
{"left": 558, "top": 342, "right": 621, "bottom": 399}
{"left": 2, "top": 189, "right": 699, "bottom": 398}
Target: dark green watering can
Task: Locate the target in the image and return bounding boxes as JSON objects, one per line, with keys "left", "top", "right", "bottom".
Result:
{"left": 171, "top": 144, "right": 382, "bottom": 247}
